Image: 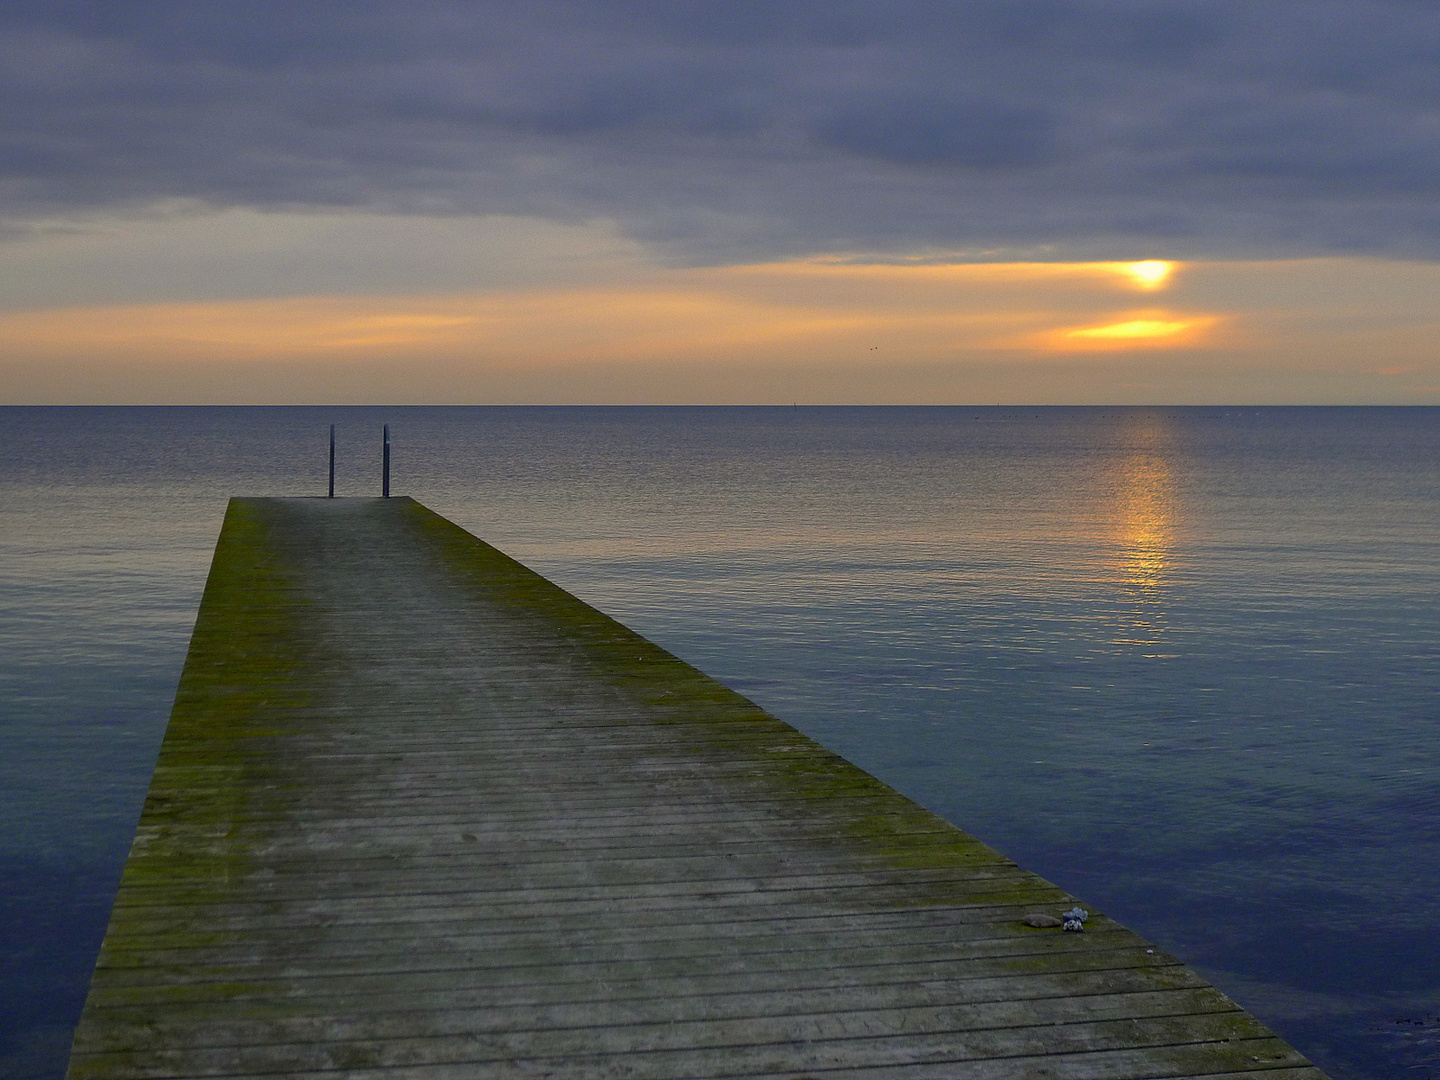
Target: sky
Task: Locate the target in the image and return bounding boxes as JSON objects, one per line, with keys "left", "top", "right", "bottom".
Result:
{"left": 5, "top": 0, "right": 1440, "bottom": 403}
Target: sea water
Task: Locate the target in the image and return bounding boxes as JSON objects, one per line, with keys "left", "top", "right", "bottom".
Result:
{"left": 1, "top": 405, "right": 1437, "bottom": 1080}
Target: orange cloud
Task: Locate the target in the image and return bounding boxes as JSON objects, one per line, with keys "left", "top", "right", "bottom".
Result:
{"left": 1026, "top": 310, "right": 1222, "bottom": 352}
{"left": 0, "top": 258, "right": 1206, "bottom": 375}
{"left": 736, "top": 257, "right": 1180, "bottom": 293}
{"left": 0, "top": 289, "right": 883, "bottom": 365}
{"left": 7, "top": 251, "right": 1440, "bottom": 405}
{"left": 0, "top": 297, "right": 481, "bottom": 356}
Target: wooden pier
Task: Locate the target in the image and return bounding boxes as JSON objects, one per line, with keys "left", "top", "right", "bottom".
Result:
{"left": 67, "top": 497, "right": 1328, "bottom": 1079}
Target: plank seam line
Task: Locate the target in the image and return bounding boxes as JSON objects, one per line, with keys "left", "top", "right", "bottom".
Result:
{"left": 108, "top": 873, "right": 1055, "bottom": 903}
{"left": 99, "top": 914, "right": 1122, "bottom": 946}
{"left": 94, "top": 928, "right": 1139, "bottom": 963}
{"left": 115, "top": 843, "right": 1012, "bottom": 867}
{"left": 96, "top": 922, "right": 1133, "bottom": 955}
{"left": 672, "top": 1053, "right": 1314, "bottom": 1080}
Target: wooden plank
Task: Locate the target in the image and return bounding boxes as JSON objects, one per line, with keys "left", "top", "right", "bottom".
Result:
{"left": 66, "top": 497, "right": 1329, "bottom": 1080}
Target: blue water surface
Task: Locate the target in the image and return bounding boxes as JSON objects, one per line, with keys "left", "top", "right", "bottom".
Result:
{"left": 2, "top": 406, "right": 1437, "bottom": 1079}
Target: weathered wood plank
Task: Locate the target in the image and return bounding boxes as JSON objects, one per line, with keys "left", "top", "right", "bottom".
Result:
{"left": 76, "top": 964, "right": 1214, "bottom": 1025}
{"left": 66, "top": 497, "right": 1329, "bottom": 1080}
{"left": 83, "top": 951, "right": 1195, "bottom": 1017}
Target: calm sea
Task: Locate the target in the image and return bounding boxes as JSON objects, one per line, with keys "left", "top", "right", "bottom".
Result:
{"left": 2, "top": 406, "right": 1437, "bottom": 1080}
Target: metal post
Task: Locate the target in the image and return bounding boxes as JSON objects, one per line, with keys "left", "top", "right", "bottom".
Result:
{"left": 382, "top": 424, "right": 391, "bottom": 498}
{"left": 328, "top": 424, "right": 335, "bottom": 498}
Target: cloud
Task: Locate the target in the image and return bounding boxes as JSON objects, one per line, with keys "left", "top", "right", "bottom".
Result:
{"left": 6, "top": 1, "right": 1440, "bottom": 261}
{"left": 0, "top": 257, "right": 1213, "bottom": 366}
{"left": 809, "top": 97, "right": 1057, "bottom": 168}
{"left": 0, "top": 209, "right": 647, "bottom": 309}
{"left": 1028, "top": 311, "right": 1224, "bottom": 351}
{"left": 6, "top": 257, "right": 1440, "bottom": 404}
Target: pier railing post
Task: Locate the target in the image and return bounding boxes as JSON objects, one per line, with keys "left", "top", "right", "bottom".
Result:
{"left": 328, "top": 425, "right": 335, "bottom": 498}
{"left": 382, "top": 425, "right": 391, "bottom": 498}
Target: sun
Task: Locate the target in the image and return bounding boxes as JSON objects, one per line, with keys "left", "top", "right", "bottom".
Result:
{"left": 1125, "top": 260, "right": 1175, "bottom": 290}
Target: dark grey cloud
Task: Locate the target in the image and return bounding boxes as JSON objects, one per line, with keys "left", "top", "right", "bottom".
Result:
{"left": 810, "top": 97, "right": 1057, "bottom": 168}
{"left": 6, "top": 0, "right": 1440, "bottom": 261}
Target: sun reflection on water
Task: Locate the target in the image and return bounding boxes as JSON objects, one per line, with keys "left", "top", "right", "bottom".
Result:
{"left": 1112, "top": 424, "right": 1177, "bottom": 654}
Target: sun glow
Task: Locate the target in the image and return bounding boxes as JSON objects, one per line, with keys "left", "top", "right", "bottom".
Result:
{"left": 1124, "top": 261, "right": 1175, "bottom": 290}
{"left": 1069, "top": 317, "right": 1198, "bottom": 341}
{"left": 1031, "top": 310, "right": 1220, "bottom": 351}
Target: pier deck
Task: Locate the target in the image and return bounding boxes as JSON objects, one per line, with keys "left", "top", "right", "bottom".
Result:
{"left": 67, "top": 497, "right": 1327, "bottom": 1079}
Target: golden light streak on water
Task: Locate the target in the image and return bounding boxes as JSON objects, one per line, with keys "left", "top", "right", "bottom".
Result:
{"left": 1111, "top": 419, "right": 1177, "bottom": 654}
